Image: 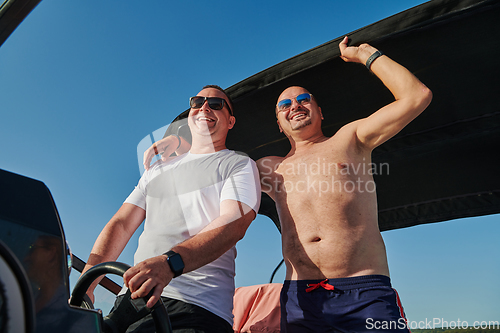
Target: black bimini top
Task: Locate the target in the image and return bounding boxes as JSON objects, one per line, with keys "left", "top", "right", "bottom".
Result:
{"left": 0, "top": 0, "right": 42, "bottom": 47}
{"left": 166, "top": 0, "right": 500, "bottom": 232}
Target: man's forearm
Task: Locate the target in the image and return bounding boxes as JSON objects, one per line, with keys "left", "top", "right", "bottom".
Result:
{"left": 80, "top": 221, "right": 132, "bottom": 295}
{"left": 81, "top": 203, "right": 145, "bottom": 294}
{"left": 339, "top": 38, "right": 432, "bottom": 149}
{"left": 171, "top": 201, "right": 256, "bottom": 274}
{"left": 369, "top": 53, "right": 430, "bottom": 106}
{"left": 83, "top": 218, "right": 133, "bottom": 271}
{"left": 122, "top": 201, "right": 256, "bottom": 306}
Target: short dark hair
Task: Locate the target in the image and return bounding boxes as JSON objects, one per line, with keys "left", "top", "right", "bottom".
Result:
{"left": 202, "top": 84, "right": 234, "bottom": 116}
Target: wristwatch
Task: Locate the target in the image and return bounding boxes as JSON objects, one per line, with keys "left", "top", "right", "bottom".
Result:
{"left": 164, "top": 250, "right": 184, "bottom": 278}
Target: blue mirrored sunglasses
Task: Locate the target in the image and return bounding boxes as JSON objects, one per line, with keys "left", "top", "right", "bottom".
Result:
{"left": 277, "top": 93, "right": 313, "bottom": 112}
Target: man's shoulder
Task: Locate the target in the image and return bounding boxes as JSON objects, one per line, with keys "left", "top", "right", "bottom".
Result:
{"left": 222, "top": 149, "right": 251, "bottom": 158}
{"left": 215, "top": 150, "right": 258, "bottom": 176}
{"left": 257, "top": 155, "right": 284, "bottom": 164}
{"left": 317, "top": 121, "right": 363, "bottom": 150}
{"left": 256, "top": 155, "right": 285, "bottom": 173}
{"left": 218, "top": 149, "right": 254, "bottom": 164}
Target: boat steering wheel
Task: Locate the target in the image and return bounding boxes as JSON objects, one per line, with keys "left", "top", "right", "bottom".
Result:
{"left": 70, "top": 262, "right": 172, "bottom": 333}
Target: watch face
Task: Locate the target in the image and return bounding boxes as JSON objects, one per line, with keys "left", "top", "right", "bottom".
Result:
{"left": 168, "top": 253, "right": 184, "bottom": 272}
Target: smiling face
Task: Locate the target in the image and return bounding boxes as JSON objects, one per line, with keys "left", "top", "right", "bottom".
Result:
{"left": 276, "top": 86, "right": 323, "bottom": 136}
{"left": 188, "top": 87, "right": 235, "bottom": 139}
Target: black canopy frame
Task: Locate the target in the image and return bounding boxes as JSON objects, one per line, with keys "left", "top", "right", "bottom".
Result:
{"left": 165, "top": 0, "right": 500, "bottom": 232}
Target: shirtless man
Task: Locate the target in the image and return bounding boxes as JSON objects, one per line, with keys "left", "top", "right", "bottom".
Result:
{"left": 144, "top": 38, "right": 432, "bottom": 332}
{"left": 256, "top": 37, "right": 432, "bottom": 332}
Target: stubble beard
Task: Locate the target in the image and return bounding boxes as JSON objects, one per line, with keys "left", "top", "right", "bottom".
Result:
{"left": 291, "top": 119, "right": 312, "bottom": 130}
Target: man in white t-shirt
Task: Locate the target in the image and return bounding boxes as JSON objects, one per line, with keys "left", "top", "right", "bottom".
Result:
{"left": 81, "top": 85, "right": 261, "bottom": 332}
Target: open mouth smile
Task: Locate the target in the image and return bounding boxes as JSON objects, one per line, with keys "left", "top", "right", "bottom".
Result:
{"left": 196, "top": 116, "right": 216, "bottom": 122}
{"left": 289, "top": 111, "right": 308, "bottom": 121}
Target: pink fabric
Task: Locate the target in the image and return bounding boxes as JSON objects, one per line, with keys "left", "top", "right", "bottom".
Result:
{"left": 233, "top": 283, "right": 282, "bottom": 332}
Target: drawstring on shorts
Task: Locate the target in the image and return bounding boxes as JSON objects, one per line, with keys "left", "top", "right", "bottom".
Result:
{"left": 306, "top": 279, "right": 335, "bottom": 292}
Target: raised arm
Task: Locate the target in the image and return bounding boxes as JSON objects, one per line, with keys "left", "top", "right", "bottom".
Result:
{"left": 339, "top": 36, "right": 432, "bottom": 150}
{"left": 122, "top": 200, "right": 256, "bottom": 307}
{"left": 81, "top": 203, "right": 145, "bottom": 302}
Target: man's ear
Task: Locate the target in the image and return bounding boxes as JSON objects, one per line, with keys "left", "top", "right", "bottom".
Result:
{"left": 228, "top": 116, "right": 236, "bottom": 129}
{"left": 277, "top": 119, "right": 283, "bottom": 133}
{"left": 319, "top": 106, "right": 324, "bottom": 120}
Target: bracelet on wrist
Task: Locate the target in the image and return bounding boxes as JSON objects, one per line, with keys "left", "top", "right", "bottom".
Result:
{"left": 365, "top": 50, "right": 384, "bottom": 71}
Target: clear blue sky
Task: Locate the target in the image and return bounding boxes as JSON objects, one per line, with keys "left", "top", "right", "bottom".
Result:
{"left": 1, "top": 0, "right": 498, "bottom": 327}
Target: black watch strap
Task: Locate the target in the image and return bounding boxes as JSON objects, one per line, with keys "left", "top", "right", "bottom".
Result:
{"left": 164, "top": 250, "right": 184, "bottom": 278}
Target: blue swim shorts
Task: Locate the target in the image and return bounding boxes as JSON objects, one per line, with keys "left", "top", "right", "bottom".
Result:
{"left": 280, "top": 275, "right": 411, "bottom": 333}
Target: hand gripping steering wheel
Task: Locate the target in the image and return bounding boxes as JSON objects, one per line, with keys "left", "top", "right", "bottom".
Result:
{"left": 70, "top": 262, "right": 172, "bottom": 333}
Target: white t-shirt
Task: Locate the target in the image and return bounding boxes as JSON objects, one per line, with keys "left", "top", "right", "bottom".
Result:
{"left": 124, "top": 149, "right": 261, "bottom": 325}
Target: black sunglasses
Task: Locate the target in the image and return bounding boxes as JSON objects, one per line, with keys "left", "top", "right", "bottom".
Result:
{"left": 277, "top": 93, "right": 313, "bottom": 112}
{"left": 189, "top": 96, "right": 233, "bottom": 116}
